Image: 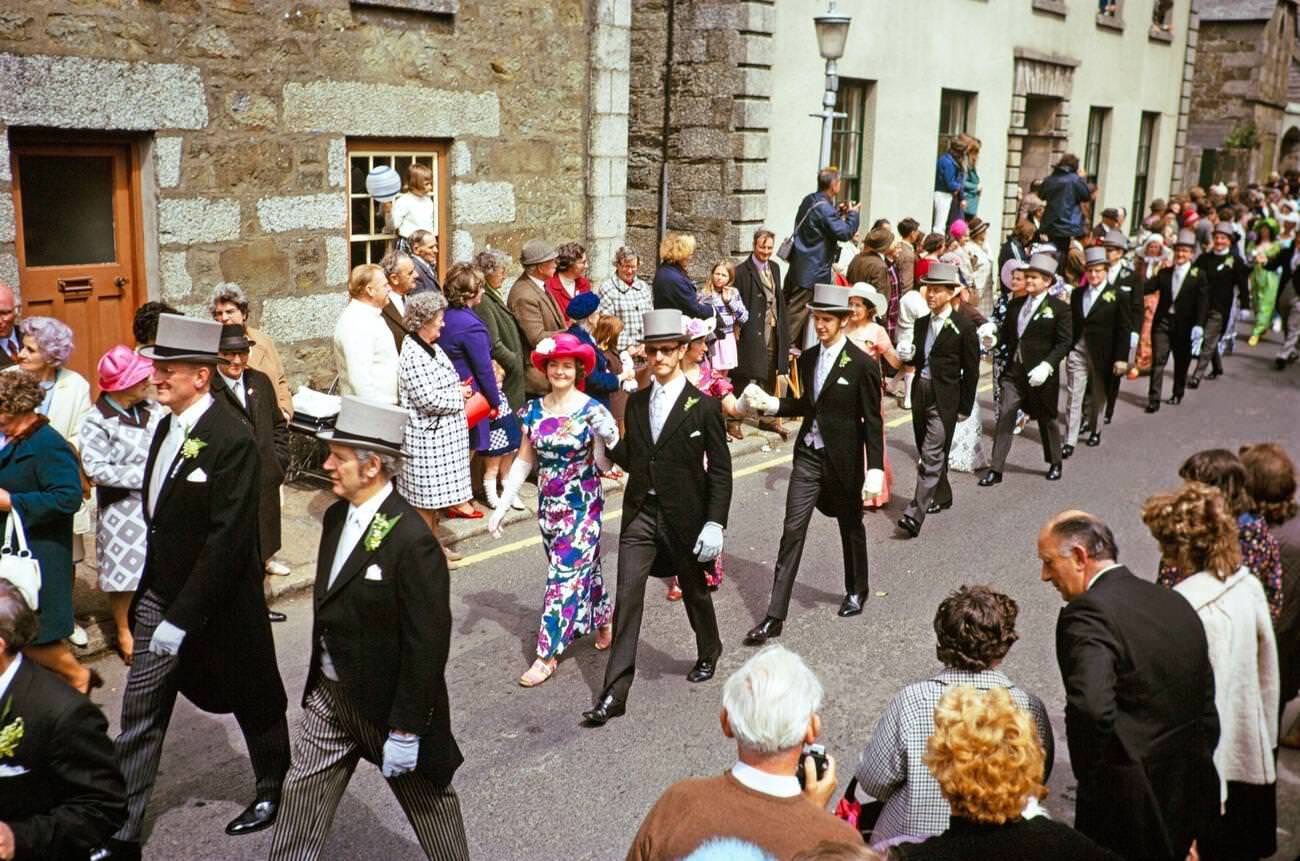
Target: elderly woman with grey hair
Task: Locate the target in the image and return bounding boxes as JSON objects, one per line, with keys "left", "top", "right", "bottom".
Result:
{"left": 597, "top": 244, "right": 654, "bottom": 350}
{"left": 396, "top": 290, "right": 475, "bottom": 537}
{"left": 473, "top": 248, "right": 526, "bottom": 410}
{"left": 209, "top": 283, "right": 292, "bottom": 417}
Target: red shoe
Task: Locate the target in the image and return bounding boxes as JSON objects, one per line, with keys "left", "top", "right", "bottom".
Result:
{"left": 445, "top": 505, "right": 483, "bottom": 520}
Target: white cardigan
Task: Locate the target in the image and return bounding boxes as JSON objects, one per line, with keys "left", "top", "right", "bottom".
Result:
{"left": 332, "top": 299, "right": 399, "bottom": 405}
{"left": 1174, "top": 568, "right": 1279, "bottom": 797}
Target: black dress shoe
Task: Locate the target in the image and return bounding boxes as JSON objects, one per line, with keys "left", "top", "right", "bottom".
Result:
{"left": 1206, "top": 370, "right": 1221, "bottom": 380}
{"left": 925, "top": 500, "right": 951, "bottom": 515}
{"left": 744, "top": 616, "right": 783, "bottom": 645}
{"left": 582, "top": 692, "right": 626, "bottom": 725}
{"left": 686, "top": 657, "right": 717, "bottom": 683}
{"left": 1145, "top": 401, "right": 1160, "bottom": 414}
{"left": 977, "top": 470, "right": 1003, "bottom": 487}
{"left": 1061, "top": 444, "right": 1075, "bottom": 459}
{"left": 837, "top": 593, "right": 869, "bottom": 617}
{"left": 1103, "top": 415, "right": 1113, "bottom": 425}
{"left": 1166, "top": 394, "right": 1182, "bottom": 405}
{"left": 896, "top": 514, "right": 921, "bottom": 538}
{"left": 1277, "top": 357, "right": 1289, "bottom": 370}
{"left": 1045, "top": 464, "right": 1063, "bottom": 481}
{"left": 1187, "top": 376, "right": 1200, "bottom": 389}
{"left": 227, "top": 798, "right": 279, "bottom": 835}
{"left": 91, "top": 840, "right": 142, "bottom": 861}
{"left": 1085, "top": 431, "right": 1102, "bottom": 447}
{"left": 267, "top": 610, "right": 287, "bottom": 623}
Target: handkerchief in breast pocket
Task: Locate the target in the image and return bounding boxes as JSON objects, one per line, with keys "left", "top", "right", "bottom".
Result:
{"left": 0, "top": 763, "right": 31, "bottom": 778}
{"left": 186, "top": 468, "right": 208, "bottom": 483}
{"left": 836, "top": 376, "right": 850, "bottom": 385}
{"left": 690, "top": 430, "right": 701, "bottom": 438}
{"left": 364, "top": 564, "right": 383, "bottom": 581}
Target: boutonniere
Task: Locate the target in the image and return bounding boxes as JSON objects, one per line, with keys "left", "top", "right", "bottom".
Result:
{"left": 943, "top": 318, "right": 959, "bottom": 334}
{"left": 1190, "top": 267, "right": 1200, "bottom": 278}
{"left": 0, "top": 698, "right": 23, "bottom": 760}
{"left": 683, "top": 396, "right": 700, "bottom": 413}
{"left": 1224, "top": 257, "right": 1234, "bottom": 269}
{"left": 1101, "top": 291, "right": 1116, "bottom": 303}
{"left": 1038, "top": 305, "right": 1054, "bottom": 320}
{"left": 837, "top": 350, "right": 852, "bottom": 369}
{"left": 180, "top": 428, "right": 207, "bottom": 460}
{"left": 364, "top": 512, "right": 402, "bottom": 552}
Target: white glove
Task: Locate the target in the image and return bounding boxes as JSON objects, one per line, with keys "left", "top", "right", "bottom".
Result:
{"left": 381, "top": 732, "right": 419, "bottom": 779}
{"left": 1190, "top": 325, "right": 1205, "bottom": 357}
{"left": 1026, "top": 362, "right": 1053, "bottom": 387}
{"left": 864, "top": 469, "right": 884, "bottom": 496}
{"left": 976, "top": 322, "right": 998, "bottom": 350}
{"left": 896, "top": 342, "right": 916, "bottom": 362}
{"left": 489, "top": 457, "right": 533, "bottom": 537}
{"left": 741, "top": 383, "right": 777, "bottom": 415}
{"left": 150, "top": 620, "right": 186, "bottom": 656}
{"left": 693, "top": 521, "right": 724, "bottom": 562}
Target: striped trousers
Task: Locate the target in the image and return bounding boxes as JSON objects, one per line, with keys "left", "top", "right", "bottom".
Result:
{"left": 268, "top": 678, "right": 470, "bottom": 861}
{"left": 113, "top": 590, "right": 290, "bottom": 842}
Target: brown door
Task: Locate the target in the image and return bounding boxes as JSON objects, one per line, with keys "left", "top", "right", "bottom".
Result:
{"left": 11, "top": 141, "right": 142, "bottom": 388}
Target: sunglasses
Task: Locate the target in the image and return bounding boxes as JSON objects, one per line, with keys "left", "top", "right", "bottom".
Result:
{"left": 646, "top": 344, "right": 683, "bottom": 356}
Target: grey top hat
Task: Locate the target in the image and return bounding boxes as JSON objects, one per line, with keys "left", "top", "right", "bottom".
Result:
{"left": 640, "top": 308, "right": 686, "bottom": 343}
{"left": 1025, "top": 252, "right": 1058, "bottom": 277}
{"left": 807, "top": 283, "right": 853, "bottom": 314}
{"left": 1212, "top": 222, "right": 1235, "bottom": 238}
{"left": 847, "top": 282, "right": 888, "bottom": 317}
{"left": 1175, "top": 228, "right": 1198, "bottom": 248}
{"left": 1083, "top": 246, "right": 1108, "bottom": 267}
{"left": 1101, "top": 229, "right": 1129, "bottom": 250}
{"left": 317, "top": 395, "right": 407, "bottom": 458}
{"left": 138, "top": 314, "right": 225, "bottom": 365}
{"left": 520, "top": 239, "right": 558, "bottom": 267}
{"left": 920, "top": 262, "right": 961, "bottom": 287}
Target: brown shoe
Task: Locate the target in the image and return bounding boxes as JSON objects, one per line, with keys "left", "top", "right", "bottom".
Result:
{"left": 726, "top": 419, "right": 745, "bottom": 440}
{"left": 758, "top": 418, "right": 791, "bottom": 441}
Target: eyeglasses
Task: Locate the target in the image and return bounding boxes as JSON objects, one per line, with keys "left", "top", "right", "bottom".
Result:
{"left": 646, "top": 344, "right": 682, "bottom": 356}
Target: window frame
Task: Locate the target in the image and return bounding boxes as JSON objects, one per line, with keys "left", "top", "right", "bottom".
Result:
{"left": 1130, "top": 112, "right": 1159, "bottom": 236}
{"left": 1084, "top": 106, "right": 1109, "bottom": 189}
{"left": 345, "top": 139, "right": 450, "bottom": 276}
{"left": 938, "top": 89, "right": 976, "bottom": 155}
{"left": 831, "top": 78, "right": 872, "bottom": 204}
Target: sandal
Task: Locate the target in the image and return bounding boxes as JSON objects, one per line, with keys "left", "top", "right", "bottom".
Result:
{"left": 595, "top": 625, "right": 613, "bottom": 651}
{"left": 666, "top": 584, "right": 683, "bottom": 601}
{"left": 518, "top": 658, "right": 556, "bottom": 687}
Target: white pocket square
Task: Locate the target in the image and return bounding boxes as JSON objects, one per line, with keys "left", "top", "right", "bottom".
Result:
{"left": 0, "top": 763, "right": 30, "bottom": 778}
{"left": 186, "top": 468, "right": 208, "bottom": 483}
{"left": 690, "top": 430, "right": 702, "bottom": 438}
{"left": 836, "top": 377, "right": 850, "bottom": 385}
{"left": 364, "top": 564, "right": 383, "bottom": 581}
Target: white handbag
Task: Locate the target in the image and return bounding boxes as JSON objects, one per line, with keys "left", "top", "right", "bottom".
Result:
{"left": 1, "top": 507, "right": 41, "bottom": 609}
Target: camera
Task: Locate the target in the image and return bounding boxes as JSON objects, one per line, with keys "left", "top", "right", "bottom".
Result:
{"left": 796, "top": 743, "right": 828, "bottom": 788}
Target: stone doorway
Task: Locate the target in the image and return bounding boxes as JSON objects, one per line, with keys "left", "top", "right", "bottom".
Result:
{"left": 1279, "top": 125, "right": 1300, "bottom": 174}
{"left": 1020, "top": 96, "right": 1064, "bottom": 198}
{"left": 1002, "top": 51, "right": 1077, "bottom": 233}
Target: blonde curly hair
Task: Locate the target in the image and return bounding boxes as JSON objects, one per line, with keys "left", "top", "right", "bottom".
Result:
{"left": 659, "top": 232, "right": 696, "bottom": 265}
{"left": 923, "top": 686, "right": 1046, "bottom": 825}
{"left": 1141, "top": 481, "right": 1242, "bottom": 580}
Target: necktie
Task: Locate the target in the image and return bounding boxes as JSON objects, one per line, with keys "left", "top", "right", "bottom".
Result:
{"left": 650, "top": 386, "right": 667, "bottom": 442}
{"left": 329, "top": 512, "right": 365, "bottom": 587}
{"left": 1083, "top": 288, "right": 1096, "bottom": 317}
{"left": 1017, "top": 298, "right": 1035, "bottom": 337}
{"left": 147, "top": 419, "right": 186, "bottom": 516}
{"left": 1172, "top": 267, "right": 1185, "bottom": 302}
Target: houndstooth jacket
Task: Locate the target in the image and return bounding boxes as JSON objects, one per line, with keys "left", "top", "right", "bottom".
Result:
{"left": 396, "top": 337, "right": 473, "bottom": 510}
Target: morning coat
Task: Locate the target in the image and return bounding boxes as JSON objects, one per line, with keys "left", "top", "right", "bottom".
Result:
{"left": 999, "top": 293, "right": 1073, "bottom": 419}
{"left": 213, "top": 367, "right": 289, "bottom": 561}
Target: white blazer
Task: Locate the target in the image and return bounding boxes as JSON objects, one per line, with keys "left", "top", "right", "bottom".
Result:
{"left": 332, "top": 299, "right": 399, "bottom": 405}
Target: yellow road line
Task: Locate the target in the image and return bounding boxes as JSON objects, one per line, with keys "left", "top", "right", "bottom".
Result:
{"left": 454, "top": 381, "right": 995, "bottom": 568}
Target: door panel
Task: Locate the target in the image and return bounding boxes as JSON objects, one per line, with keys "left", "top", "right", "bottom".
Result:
{"left": 12, "top": 142, "right": 141, "bottom": 388}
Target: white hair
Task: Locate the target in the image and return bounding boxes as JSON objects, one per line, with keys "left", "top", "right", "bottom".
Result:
{"left": 684, "top": 839, "right": 776, "bottom": 861}
{"left": 722, "top": 644, "right": 823, "bottom": 754}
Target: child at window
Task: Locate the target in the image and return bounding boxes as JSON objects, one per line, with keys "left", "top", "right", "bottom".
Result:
{"left": 391, "top": 163, "right": 435, "bottom": 252}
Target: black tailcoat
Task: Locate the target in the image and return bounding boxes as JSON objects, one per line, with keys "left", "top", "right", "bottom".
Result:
{"left": 908, "top": 310, "right": 980, "bottom": 448}
{"left": 775, "top": 339, "right": 884, "bottom": 516}
{"left": 139, "top": 396, "right": 288, "bottom": 727}
{"left": 1149, "top": 264, "right": 1208, "bottom": 338}
{"left": 733, "top": 254, "right": 789, "bottom": 383}
{"left": 213, "top": 367, "right": 289, "bottom": 561}
{"left": 307, "top": 489, "right": 463, "bottom": 787}
{"left": 999, "top": 294, "right": 1073, "bottom": 419}
{"left": 0, "top": 658, "right": 126, "bottom": 861}
{"left": 1192, "top": 250, "right": 1250, "bottom": 320}
{"left": 1070, "top": 281, "right": 1133, "bottom": 371}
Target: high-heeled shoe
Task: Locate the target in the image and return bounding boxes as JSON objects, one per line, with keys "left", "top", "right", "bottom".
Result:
{"left": 444, "top": 505, "right": 483, "bottom": 520}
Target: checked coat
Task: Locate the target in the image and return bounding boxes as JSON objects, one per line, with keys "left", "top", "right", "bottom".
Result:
{"left": 396, "top": 337, "right": 473, "bottom": 511}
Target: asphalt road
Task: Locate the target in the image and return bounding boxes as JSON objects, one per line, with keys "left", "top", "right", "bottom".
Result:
{"left": 86, "top": 342, "right": 1300, "bottom": 860}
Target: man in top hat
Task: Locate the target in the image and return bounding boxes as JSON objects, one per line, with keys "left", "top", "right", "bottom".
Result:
{"left": 895, "top": 263, "right": 980, "bottom": 539}
{"left": 268, "top": 397, "right": 469, "bottom": 860}
{"left": 1189, "top": 222, "right": 1249, "bottom": 386}
{"left": 97, "top": 315, "right": 290, "bottom": 861}
{"left": 979, "top": 253, "right": 1073, "bottom": 486}
{"left": 1145, "top": 230, "right": 1208, "bottom": 412}
{"left": 740, "top": 284, "right": 885, "bottom": 643}
{"left": 846, "top": 226, "right": 894, "bottom": 296}
{"left": 213, "top": 323, "right": 290, "bottom": 618}
{"left": 582, "top": 309, "right": 733, "bottom": 725}
{"left": 1039, "top": 154, "right": 1092, "bottom": 262}
{"left": 1063, "top": 247, "right": 1132, "bottom": 457}
{"left": 509, "top": 239, "right": 566, "bottom": 396}
{"left": 1099, "top": 229, "right": 1140, "bottom": 424}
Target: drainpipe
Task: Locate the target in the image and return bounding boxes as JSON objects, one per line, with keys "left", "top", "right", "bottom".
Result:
{"left": 657, "top": 0, "right": 677, "bottom": 249}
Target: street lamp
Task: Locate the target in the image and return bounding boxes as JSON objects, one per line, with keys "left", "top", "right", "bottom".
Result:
{"left": 812, "top": 0, "right": 852, "bottom": 170}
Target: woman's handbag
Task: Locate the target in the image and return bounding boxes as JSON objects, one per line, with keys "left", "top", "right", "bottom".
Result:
{"left": 465, "top": 392, "right": 491, "bottom": 427}
{"left": 0, "top": 508, "right": 42, "bottom": 609}
{"left": 834, "top": 777, "right": 884, "bottom": 843}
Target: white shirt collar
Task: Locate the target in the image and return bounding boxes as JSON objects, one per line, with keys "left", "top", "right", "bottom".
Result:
{"left": 1086, "top": 562, "right": 1121, "bottom": 591}
{"left": 819, "top": 335, "right": 847, "bottom": 361}
{"left": 931, "top": 306, "right": 953, "bottom": 325}
{"left": 0, "top": 654, "right": 21, "bottom": 703}
{"left": 1174, "top": 261, "right": 1191, "bottom": 274}
{"left": 731, "top": 761, "right": 801, "bottom": 798}
{"left": 172, "top": 392, "right": 214, "bottom": 431}
{"left": 346, "top": 481, "right": 394, "bottom": 529}
{"left": 390, "top": 293, "right": 406, "bottom": 315}
{"left": 651, "top": 373, "right": 688, "bottom": 403}
{"left": 528, "top": 275, "right": 546, "bottom": 290}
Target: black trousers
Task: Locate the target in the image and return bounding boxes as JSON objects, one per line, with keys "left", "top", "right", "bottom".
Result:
{"left": 601, "top": 496, "right": 720, "bottom": 702}
{"left": 766, "top": 445, "right": 868, "bottom": 619}
{"left": 1193, "top": 309, "right": 1226, "bottom": 377}
{"left": 1148, "top": 319, "right": 1192, "bottom": 402}
{"left": 989, "top": 366, "right": 1062, "bottom": 470}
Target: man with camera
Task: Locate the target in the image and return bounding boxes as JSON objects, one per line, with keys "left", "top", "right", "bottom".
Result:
{"left": 783, "top": 168, "right": 860, "bottom": 350}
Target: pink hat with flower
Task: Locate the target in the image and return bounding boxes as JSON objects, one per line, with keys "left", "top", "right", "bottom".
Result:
{"left": 98, "top": 345, "right": 154, "bottom": 392}
{"left": 530, "top": 332, "right": 596, "bottom": 379}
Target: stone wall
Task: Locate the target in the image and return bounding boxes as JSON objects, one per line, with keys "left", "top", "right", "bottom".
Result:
{"left": 0, "top": 0, "right": 596, "bottom": 387}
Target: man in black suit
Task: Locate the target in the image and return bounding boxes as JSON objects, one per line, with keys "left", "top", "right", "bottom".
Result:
{"left": 895, "top": 264, "right": 980, "bottom": 538}
{"left": 380, "top": 250, "right": 417, "bottom": 352}
{"left": 742, "top": 284, "right": 885, "bottom": 644}
{"left": 214, "top": 324, "right": 290, "bottom": 620}
{"left": 409, "top": 229, "right": 442, "bottom": 297}
{"left": 1039, "top": 511, "right": 1219, "bottom": 861}
{"left": 1189, "top": 223, "right": 1248, "bottom": 386}
{"left": 1099, "top": 229, "right": 1140, "bottom": 424}
{"left": 1145, "top": 229, "right": 1208, "bottom": 412}
{"left": 583, "top": 309, "right": 733, "bottom": 725}
{"left": 980, "top": 253, "right": 1072, "bottom": 485}
{"left": 97, "top": 315, "right": 290, "bottom": 861}
{"left": 732, "top": 228, "right": 790, "bottom": 437}
{"left": 1063, "top": 246, "right": 1132, "bottom": 457}
{"left": 0, "top": 582, "right": 125, "bottom": 861}
{"left": 268, "top": 397, "right": 469, "bottom": 860}
{"left": 0, "top": 283, "right": 18, "bottom": 368}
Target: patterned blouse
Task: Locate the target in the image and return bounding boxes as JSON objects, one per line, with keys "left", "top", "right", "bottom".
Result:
{"left": 1157, "top": 512, "right": 1284, "bottom": 624}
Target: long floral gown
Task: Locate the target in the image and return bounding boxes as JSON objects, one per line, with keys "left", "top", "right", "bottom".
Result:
{"left": 522, "top": 396, "right": 619, "bottom": 659}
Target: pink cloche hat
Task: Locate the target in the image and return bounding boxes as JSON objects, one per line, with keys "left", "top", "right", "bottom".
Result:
{"left": 98, "top": 345, "right": 154, "bottom": 392}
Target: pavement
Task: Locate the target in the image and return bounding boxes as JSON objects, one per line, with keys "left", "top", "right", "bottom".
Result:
{"left": 72, "top": 337, "right": 1300, "bottom": 861}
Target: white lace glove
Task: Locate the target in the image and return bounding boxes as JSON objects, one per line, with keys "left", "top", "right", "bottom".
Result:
{"left": 693, "top": 521, "right": 724, "bottom": 562}
{"left": 1026, "top": 362, "right": 1053, "bottom": 387}
{"left": 740, "top": 383, "right": 778, "bottom": 415}
{"left": 976, "top": 322, "right": 998, "bottom": 350}
{"left": 150, "top": 620, "right": 186, "bottom": 657}
{"left": 864, "top": 469, "right": 884, "bottom": 496}
{"left": 489, "top": 457, "right": 533, "bottom": 537}
{"left": 896, "top": 342, "right": 916, "bottom": 362}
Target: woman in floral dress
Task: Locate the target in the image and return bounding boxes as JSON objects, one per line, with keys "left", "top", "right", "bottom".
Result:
{"left": 1133, "top": 233, "right": 1168, "bottom": 375}
{"left": 845, "top": 283, "right": 899, "bottom": 509}
{"left": 487, "top": 333, "right": 619, "bottom": 687}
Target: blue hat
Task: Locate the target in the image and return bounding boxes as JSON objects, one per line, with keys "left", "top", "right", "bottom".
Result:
{"left": 365, "top": 165, "right": 401, "bottom": 203}
{"left": 566, "top": 291, "right": 600, "bottom": 320}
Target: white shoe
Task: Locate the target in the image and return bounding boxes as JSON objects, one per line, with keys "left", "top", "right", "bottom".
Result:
{"left": 510, "top": 498, "right": 526, "bottom": 511}
{"left": 484, "top": 480, "right": 501, "bottom": 509}
{"left": 265, "top": 559, "right": 292, "bottom": 576}
{"left": 69, "top": 624, "right": 89, "bottom": 647}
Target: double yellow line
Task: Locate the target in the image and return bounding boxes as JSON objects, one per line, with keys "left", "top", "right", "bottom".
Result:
{"left": 454, "top": 383, "right": 993, "bottom": 568}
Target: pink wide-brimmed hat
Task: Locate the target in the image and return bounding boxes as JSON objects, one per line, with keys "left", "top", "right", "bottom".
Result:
{"left": 98, "top": 345, "right": 154, "bottom": 392}
{"left": 530, "top": 332, "right": 596, "bottom": 377}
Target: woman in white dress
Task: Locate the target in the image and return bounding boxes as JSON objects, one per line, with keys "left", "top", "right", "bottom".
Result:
{"left": 946, "top": 286, "right": 995, "bottom": 474}
{"left": 894, "top": 286, "right": 929, "bottom": 409}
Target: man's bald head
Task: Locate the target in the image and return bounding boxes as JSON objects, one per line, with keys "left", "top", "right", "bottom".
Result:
{"left": 0, "top": 283, "right": 15, "bottom": 339}
{"left": 1036, "top": 510, "right": 1119, "bottom": 602}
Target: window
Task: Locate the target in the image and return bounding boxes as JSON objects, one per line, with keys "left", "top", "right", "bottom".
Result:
{"left": 938, "top": 89, "right": 975, "bottom": 155}
{"left": 1130, "top": 112, "right": 1159, "bottom": 235}
{"left": 347, "top": 141, "right": 448, "bottom": 269}
{"left": 831, "top": 79, "right": 872, "bottom": 204}
{"left": 1084, "top": 107, "right": 1109, "bottom": 188}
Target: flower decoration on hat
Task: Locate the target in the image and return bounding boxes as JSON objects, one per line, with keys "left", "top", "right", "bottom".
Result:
{"left": 682, "top": 317, "right": 716, "bottom": 341}
{"left": 535, "top": 337, "right": 557, "bottom": 356}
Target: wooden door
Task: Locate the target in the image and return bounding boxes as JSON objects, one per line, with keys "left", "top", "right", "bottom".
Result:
{"left": 11, "top": 141, "right": 143, "bottom": 388}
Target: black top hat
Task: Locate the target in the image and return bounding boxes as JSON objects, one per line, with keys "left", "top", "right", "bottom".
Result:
{"left": 138, "top": 314, "right": 226, "bottom": 365}
{"left": 218, "top": 324, "right": 255, "bottom": 354}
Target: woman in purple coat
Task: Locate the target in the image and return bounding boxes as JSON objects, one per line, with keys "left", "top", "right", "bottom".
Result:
{"left": 438, "top": 265, "right": 503, "bottom": 477}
